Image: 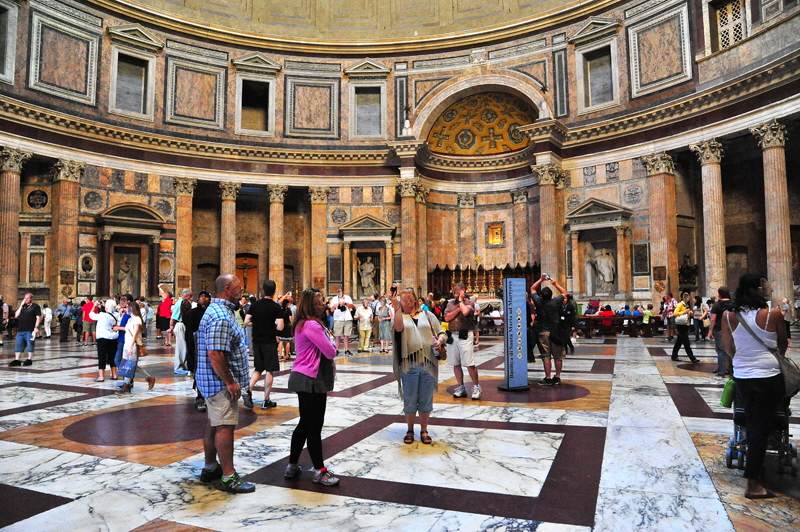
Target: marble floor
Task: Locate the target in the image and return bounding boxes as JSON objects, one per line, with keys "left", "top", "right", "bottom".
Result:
{"left": 0, "top": 329, "right": 799, "bottom": 531}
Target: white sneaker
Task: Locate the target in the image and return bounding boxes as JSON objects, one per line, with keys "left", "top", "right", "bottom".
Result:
{"left": 312, "top": 468, "right": 339, "bottom": 486}
{"left": 453, "top": 385, "right": 467, "bottom": 398}
{"left": 471, "top": 384, "right": 482, "bottom": 400}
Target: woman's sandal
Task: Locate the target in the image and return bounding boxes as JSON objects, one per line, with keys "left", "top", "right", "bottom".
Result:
{"left": 420, "top": 431, "right": 432, "bottom": 444}
{"left": 403, "top": 431, "right": 414, "bottom": 444}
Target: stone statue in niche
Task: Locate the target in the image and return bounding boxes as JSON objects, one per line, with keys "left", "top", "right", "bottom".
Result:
{"left": 117, "top": 256, "right": 134, "bottom": 295}
{"left": 678, "top": 253, "right": 699, "bottom": 286}
{"left": 589, "top": 248, "right": 616, "bottom": 293}
{"left": 358, "top": 256, "right": 377, "bottom": 297}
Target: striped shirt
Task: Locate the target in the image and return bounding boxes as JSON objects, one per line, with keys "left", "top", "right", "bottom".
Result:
{"left": 196, "top": 298, "right": 250, "bottom": 398}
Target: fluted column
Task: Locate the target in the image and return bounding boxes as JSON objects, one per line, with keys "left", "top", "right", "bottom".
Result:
{"left": 751, "top": 120, "right": 792, "bottom": 305}
{"left": 643, "top": 152, "right": 678, "bottom": 303}
{"left": 0, "top": 148, "right": 31, "bottom": 303}
{"left": 570, "top": 230, "right": 584, "bottom": 296}
{"left": 49, "top": 159, "right": 83, "bottom": 299}
{"left": 148, "top": 235, "right": 160, "bottom": 298}
{"left": 689, "top": 139, "right": 726, "bottom": 297}
{"left": 309, "top": 186, "right": 330, "bottom": 291}
{"left": 616, "top": 226, "right": 631, "bottom": 297}
{"left": 173, "top": 177, "right": 197, "bottom": 292}
{"left": 533, "top": 164, "right": 565, "bottom": 278}
{"left": 397, "top": 174, "right": 419, "bottom": 290}
{"left": 267, "top": 184, "right": 288, "bottom": 293}
{"left": 511, "top": 187, "right": 529, "bottom": 265}
{"left": 416, "top": 185, "right": 429, "bottom": 295}
{"left": 219, "top": 182, "right": 241, "bottom": 275}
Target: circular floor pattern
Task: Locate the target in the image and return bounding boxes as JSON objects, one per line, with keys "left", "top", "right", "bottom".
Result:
{"left": 63, "top": 403, "right": 257, "bottom": 446}
{"left": 445, "top": 378, "right": 591, "bottom": 403}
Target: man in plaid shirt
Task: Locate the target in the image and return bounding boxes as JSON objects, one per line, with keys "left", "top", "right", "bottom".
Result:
{"left": 196, "top": 274, "right": 255, "bottom": 494}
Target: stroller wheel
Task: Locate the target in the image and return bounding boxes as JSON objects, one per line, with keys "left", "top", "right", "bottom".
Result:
{"left": 737, "top": 451, "right": 746, "bottom": 470}
{"left": 725, "top": 449, "right": 733, "bottom": 468}
{"left": 728, "top": 436, "right": 734, "bottom": 449}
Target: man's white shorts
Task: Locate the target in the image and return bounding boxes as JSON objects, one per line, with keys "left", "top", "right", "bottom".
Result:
{"left": 446, "top": 331, "right": 476, "bottom": 367}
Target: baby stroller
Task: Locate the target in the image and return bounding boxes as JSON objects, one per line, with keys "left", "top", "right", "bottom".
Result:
{"left": 725, "top": 386, "right": 797, "bottom": 476}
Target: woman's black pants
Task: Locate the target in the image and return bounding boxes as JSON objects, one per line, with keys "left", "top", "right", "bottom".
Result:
{"left": 289, "top": 392, "right": 328, "bottom": 470}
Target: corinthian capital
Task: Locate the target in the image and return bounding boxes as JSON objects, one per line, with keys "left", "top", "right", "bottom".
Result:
{"left": 52, "top": 159, "right": 85, "bottom": 183}
{"left": 689, "top": 139, "right": 723, "bottom": 165}
{"left": 309, "top": 186, "right": 330, "bottom": 203}
{"left": 267, "top": 184, "right": 289, "bottom": 203}
{"left": 457, "top": 192, "right": 477, "bottom": 207}
{"left": 510, "top": 187, "right": 529, "bottom": 204}
{"left": 415, "top": 185, "right": 429, "bottom": 203}
{"left": 173, "top": 177, "right": 197, "bottom": 196}
{"left": 641, "top": 152, "right": 675, "bottom": 176}
{"left": 750, "top": 119, "right": 787, "bottom": 149}
{"left": 532, "top": 163, "right": 564, "bottom": 187}
{"left": 0, "top": 148, "right": 32, "bottom": 173}
{"left": 396, "top": 177, "right": 420, "bottom": 198}
{"left": 219, "top": 182, "right": 241, "bottom": 201}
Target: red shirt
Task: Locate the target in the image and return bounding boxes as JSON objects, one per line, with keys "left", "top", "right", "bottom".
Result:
{"left": 82, "top": 301, "right": 96, "bottom": 322}
{"left": 599, "top": 310, "right": 614, "bottom": 327}
{"left": 158, "top": 298, "right": 173, "bottom": 318}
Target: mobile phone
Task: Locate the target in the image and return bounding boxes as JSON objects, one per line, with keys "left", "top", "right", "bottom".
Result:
{"left": 390, "top": 285, "right": 397, "bottom": 296}
{"left": 546, "top": 275, "right": 551, "bottom": 280}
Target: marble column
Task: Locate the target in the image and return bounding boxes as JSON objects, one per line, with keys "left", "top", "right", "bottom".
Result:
{"left": 49, "top": 159, "right": 83, "bottom": 299}
{"left": 642, "top": 152, "right": 678, "bottom": 303}
{"left": 309, "top": 186, "right": 330, "bottom": 291}
{"left": 173, "top": 177, "right": 197, "bottom": 292}
{"left": 267, "top": 184, "right": 288, "bottom": 293}
{"left": 148, "top": 236, "right": 160, "bottom": 298}
{"left": 303, "top": 210, "right": 312, "bottom": 291}
{"left": 511, "top": 187, "right": 529, "bottom": 266}
{"left": 384, "top": 239, "right": 393, "bottom": 293}
{"left": 98, "top": 231, "right": 112, "bottom": 297}
{"left": 219, "top": 182, "right": 241, "bottom": 276}
{"left": 534, "top": 163, "right": 565, "bottom": 279}
{"left": 397, "top": 174, "right": 419, "bottom": 291}
{"left": 616, "top": 226, "right": 631, "bottom": 297}
{"left": 343, "top": 241, "right": 352, "bottom": 295}
{"left": 0, "top": 148, "right": 31, "bottom": 303}
{"left": 689, "top": 139, "right": 726, "bottom": 297}
{"left": 570, "top": 230, "right": 584, "bottom": 296}
{"left": 416, "top": 185, "right": 429, "bottom": 295}
{"left": 457, "top": 193, "right": 477, "bottom": 271}
{"left": 751, "top": 120, "right": 793, "bottom": 305}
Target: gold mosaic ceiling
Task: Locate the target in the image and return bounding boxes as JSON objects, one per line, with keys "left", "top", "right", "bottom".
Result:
{"left": 425, "top": 92, "right": 536, "bottom": 156}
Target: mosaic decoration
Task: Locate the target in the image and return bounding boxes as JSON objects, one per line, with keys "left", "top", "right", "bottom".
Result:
{"left": 567, "top": 193, "right": 582, "bottom": 210}
{"left": 83, "top": 165, "right": 100, "bottom": 184}
{"left": 329, "top": 186, "right": 340, "bottom": 203}
{"left": 425, "top": 92, "right": 534, "bottom": 156}
{"left": 134, "top": 173, "right": 148, "bottom": 191}
{"left": 112, "top": 169, "right": 125, "bottom": 188}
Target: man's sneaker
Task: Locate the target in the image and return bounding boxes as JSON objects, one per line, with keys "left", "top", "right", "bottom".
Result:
{"left": 537, "top": 378, "right": 554, "bottom": 386}
{"left": 242, "top": 391, "right": 254, "bottom": 409}
{"left": 312, "top": 468, "right": 339, "bottom": 486}
{"left": 471, "top": 384, "right": 483, "bottom": 400}
{"left": 199, "top": 464, "right": 223, "bottom": 482}
{"left": 261, "top": 399, "right": 277, "bottom": 410}
{"left": 284, "top": 463, "right": 303, "bottom": 478}
{"left": 173, "top": 369, "right": 189, "bottom": 375}
{"left": 219, "top": 472, "right": 255, "bottom": 493}
{"left": 22, "top": 359, "right": 32, "bottom": 366}
{"left": 551, "top": 376, "right": 561, "bottom": 385}
{"left": 195, "top": 398, "right": 207, "bottom": 412}
{"left": 8, "top": 359, "right": 21, "bottom": 367}
{"left": 452, "top": 385, "right": 467, "bottom": 398}
{"left": 345, "top": 350, "right": 353, "bottom": 356}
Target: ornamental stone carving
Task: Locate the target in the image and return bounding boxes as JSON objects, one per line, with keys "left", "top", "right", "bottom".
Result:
{"left": 457, "top": 192, "right": 477, "bottom": 208}
{"left": 396, "top": 178, "right": 420, "bottom": 198}
{"left": 0, "top": 147, "right": 32, "bottom": 173}
{"left": 750, "top": 120, "right": 787, "bottom": 149}
{"left": 640, "top": 152, "right": 675, "bottom": 176}
{"left": 267, "top": 184, "right": 289, "bottom": 203}
{"left": 415, "top": 185, "right": 429, "bottom": 203}
{"left": 532, "top": 164, "right": 565, "bottom": 187}
{"left": 309, "top": 186, "right": 330, "bottom": 203}
{"left": 388, "top": 139, "right": 425, "bottom": 159}
{"left": 511, "top": 187, "right": 529, "bottom": 204}
{"left": 614, "top": 226, "right": 630, "bottom": 237}
{"left": 173, "top": 177, "right": 197, "bottom": 196}
{"left": 52, "top": 159, "right": 85, "bottom": 183}
{"left": 219, "top": 182, "right": 241, "bottom": 201}
{"left": 689, "top": 139, "right": 723, "bottom": 165}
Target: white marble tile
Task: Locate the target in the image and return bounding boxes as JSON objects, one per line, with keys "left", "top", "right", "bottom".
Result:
{"left": 0, "top": 386, "right": 85, "bottom": 411}
{"left": 682, "top": 417, "right": 734, "bottom": 435}
{"left": 430, "top": 511, "right": 591, "bottom": 532}
{"left": 607, "top": 394, "right": 683, "bottom": 428}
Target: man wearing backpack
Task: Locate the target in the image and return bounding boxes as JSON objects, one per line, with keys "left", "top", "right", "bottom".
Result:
{"left": 530, "top": 274, "right": 568, "bottom": 386}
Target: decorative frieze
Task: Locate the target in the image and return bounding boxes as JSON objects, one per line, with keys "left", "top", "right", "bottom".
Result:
{"left": 52, "top": 159, "right": 85, "bottom": 182}
{"left": 689, "top": 139, "right": 724, "bottom": 165}
{"left": 0, "top": 148, "right": 32, "bottom": 173}
{"left": 641, "top": 152, "right": 675, "bottom": 176}
{"left": 219, "top": 182, "right": 241, "bottom": 201}
{"left": 750, "top": 120, "right": 787, "bottom": 149}
{"left": 267, "top": 184, "right": 289, "bottom": 203}
{"left": 173, "top": 177, "right": 197, "bottom": 196}
{"left": 309, "top": 186, "right": 330, "bottom": 204}
{"left": 457, "top": 193, "right": 477, "bottom": 208}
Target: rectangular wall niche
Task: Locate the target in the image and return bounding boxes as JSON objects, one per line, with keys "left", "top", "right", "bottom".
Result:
{"left": 0, "top": 0, "right": 19, "bottom": 85}
{"left": 286, "top": 77, "right": 340, "bottom": 138}
{"left": 486, "top": 221, "right": 506, "bottom": 248}
{"left": 235, "top": 73, "right": 276, "bottom": 136}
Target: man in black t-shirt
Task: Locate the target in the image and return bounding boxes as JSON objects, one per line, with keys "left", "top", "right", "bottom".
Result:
{"left": 530, "top": 274, "right": 568, "bottom": 386}
{"left": 707, "top": 286, "right": 733, "bottom": 377}
{"left": 9, "top": 293, "right": 42, "bottom": 366}
{"left": 243, "top": 280, "right": 285, "bottom": 410}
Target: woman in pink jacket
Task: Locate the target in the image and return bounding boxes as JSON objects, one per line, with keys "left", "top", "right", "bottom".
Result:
{"left": 284, "top": 288, "right": 339, "bottom": 486}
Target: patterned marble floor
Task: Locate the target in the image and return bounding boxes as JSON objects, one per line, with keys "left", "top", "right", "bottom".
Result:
{"left": 0, "top": 329, "right": 798, "bottom": 531}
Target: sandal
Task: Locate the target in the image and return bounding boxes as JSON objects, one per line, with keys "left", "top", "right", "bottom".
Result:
{"left": 403, "top": 431, "right": 414, "bottom": 444}
{"left": 420, "top": 431, "right": 432, "bottom": 444}
{"left": 93, "top": 378, "right": 105, "bottom": 382}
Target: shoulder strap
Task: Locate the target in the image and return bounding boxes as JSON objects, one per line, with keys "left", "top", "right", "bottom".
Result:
{"left": 734, "top": 311, "right": 783, "bottom": 362}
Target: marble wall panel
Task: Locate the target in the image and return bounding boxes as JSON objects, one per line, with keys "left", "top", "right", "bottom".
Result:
{"left": 511, "top": 59, "right": 547, "bottom": 88}
{"left": 78, "top": 233, "right": 96, "bottom": 249}
{"left": 294, "top": 85, "right": 332, "bottom": 129}
{"left": 350, "top": 205, "right": 383, "bottom": 220}
{"left": 174, "top": 67, "right": 219, "bottom": 122}
{"left": 617, "top": 159, "right": 633, "bottom": 181}
{"left": 427, "top": 190, "right": 456, "bottom": 205}
{"left": 38, "top": 26, "right": 89, "bottom": 94}
{"left": 413, "top": 77, "right": 451, "bottom": 107}
{"left": 632, "top": 227, "right": 649, "bottom": 242}
{"left": 159, "top": 239, "right": 175, "bottom": 253}
{"left": 475, "top": 208, "right": 513, "bottom": 267}
{"left": 286, "top": 77, "right": 339, "bottom": 138}
{"left": 339, "top": 187, "right": 352, "bottom": 204}
{"left": 476, "top": 192, "right": 510, "bottom": 207}
{"left": 427, "top": 207, "right": 459, "bottom": 269}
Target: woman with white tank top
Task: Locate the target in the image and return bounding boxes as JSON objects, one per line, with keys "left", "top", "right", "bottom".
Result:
{"left": 721, "top": 273, "right": 788, "bottom": 500}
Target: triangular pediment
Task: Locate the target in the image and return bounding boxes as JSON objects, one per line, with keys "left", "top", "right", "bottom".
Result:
{"left": 566, "top": 198, "right": 632, "bottom": 220}
{"left": 340, "top": 214, "right": 395, "bottom": 232}
{"left": 107, "top": 24, "right": 164, "bottom": 52}
{"left": 568, "top": 17, "right": 621, "bottom": 46}
{"left": 344, "top": 59, "right": 391, "bottom": 78}
{"left": 232, "top": 53, "right": 282, "bottom": 74}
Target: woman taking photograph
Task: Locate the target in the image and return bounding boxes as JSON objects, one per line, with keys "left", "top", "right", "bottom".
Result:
{"left": 285, "top": 289, "right": 339, "bottom": 486}
{"left": 721, "top": 274, "right": 788, "bottom": 499}
{"left": 671, "top": 291, "right": 699, "bottom": 363}
{"left": 391, "top": 288, "right": 447, "bottom": 445}
{"left": 89, "top": 299, "right": 118, "bottom": 382}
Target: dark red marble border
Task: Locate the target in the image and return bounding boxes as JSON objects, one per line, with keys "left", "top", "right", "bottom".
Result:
{"left": 0, "top": 484, "right": 72, "bottom": 528}
{"left": 0, "top": 381, "right": 117, "bottom": 417}
{"left": 245, "top": 414, "right": 604, "bottom": 527}
{"left": 666, "top": 382, "right": 800, "bottom": 423}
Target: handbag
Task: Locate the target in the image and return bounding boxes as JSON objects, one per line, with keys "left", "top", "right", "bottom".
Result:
{"left": 703, "top": 318, "right": 711, "bottom": 328}
{"left": 118, "top": 358, "right": 137, "bottom": 379}
{"left": 735, "top": 312, "right": 800, "bottom": 398}
{"left": 675, "top": 313, "right": 689, "bottom": 326}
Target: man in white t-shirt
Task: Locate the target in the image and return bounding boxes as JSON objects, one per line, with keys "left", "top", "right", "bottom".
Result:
{"left": 329, "top": 287, "right": 354, "bottom": 356}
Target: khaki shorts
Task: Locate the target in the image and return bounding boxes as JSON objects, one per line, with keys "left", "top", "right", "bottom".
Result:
{"left": 446, "top": 331, "right": 476, "bottom": 367}
{"left": 206, "top": 389, "right": 239, "bottom": 427}
{"left": 333, "top": 320, "right": 353, "bottom": 337}
{"left": 82, "top": 320, "right": 96, "bottom": 333}
{"left": 538, "top": 331, "right": 565, "bottom": 361}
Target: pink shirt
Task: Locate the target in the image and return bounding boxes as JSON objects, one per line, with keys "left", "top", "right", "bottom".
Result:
{"left": 291, "top": 319, "right": 336, "bottom": 379}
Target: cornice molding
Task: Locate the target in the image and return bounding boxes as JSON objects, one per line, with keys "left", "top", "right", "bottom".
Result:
{"left": 417, "top": 144, "right": 536, "bottom": 172}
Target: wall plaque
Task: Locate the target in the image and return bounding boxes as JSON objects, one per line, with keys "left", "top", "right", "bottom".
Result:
{"left": 652, "top": 266, "right": 666, "bottom": 281}
{"left": 60, "top": 270, "right": 75, "bottom": 285}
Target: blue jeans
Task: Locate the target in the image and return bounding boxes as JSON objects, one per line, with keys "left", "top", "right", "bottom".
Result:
{"left": 401, "top": 364, "right": 435, "bottom": 414}
{"left": 14, "top": 331, "right": 35, "bottom": 353}
{"left": 115, "top": 342, "right": 125, "bottom": 369}
{"left": 714, "top": 333, "right": 728, "bottom": 375}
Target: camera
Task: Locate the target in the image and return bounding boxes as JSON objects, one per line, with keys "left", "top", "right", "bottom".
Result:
{"left": 546, "top": 275, "right": 551, "bottom": 280}
{"left": 338, "top": 304, "right": 347, "bottom": 312}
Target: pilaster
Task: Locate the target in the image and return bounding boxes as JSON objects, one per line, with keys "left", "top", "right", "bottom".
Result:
{"left": 309, "top": 186, "right": 330, "bottom": 291}
{"left": 50, "top": 160, "right": 84, "bottom": 299}
{"left": 267, "top": 184, "right": 288, "bottom": 293}
{"left": 533, "top": 163, "right": 565, "bottom": 279}
{"left": 642, "top": 152, "right": 678, "bottom": 303}
{"left": 173, "top": 177, "right": 197, "bottom": 292}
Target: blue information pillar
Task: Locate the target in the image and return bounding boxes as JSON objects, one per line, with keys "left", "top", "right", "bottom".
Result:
{"left": 499, "top": 277, "right": 530, "bottom": 391}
